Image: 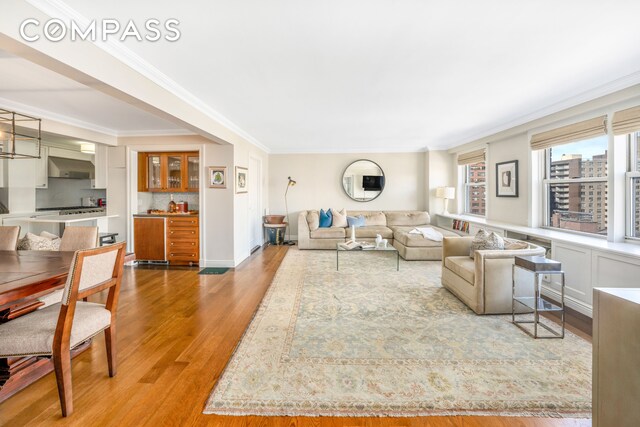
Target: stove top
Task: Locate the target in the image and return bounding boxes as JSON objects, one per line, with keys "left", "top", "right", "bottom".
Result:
{"left": 37, "top": 206, "right": 106, "bottom": 215}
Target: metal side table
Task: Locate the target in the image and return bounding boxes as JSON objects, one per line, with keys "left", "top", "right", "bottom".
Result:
{"left": 512, "top": 255, "right": 565, "bottom": 339}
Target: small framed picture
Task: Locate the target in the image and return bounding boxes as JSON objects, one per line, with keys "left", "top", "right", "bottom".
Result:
{"left": 235, "top": 166, "right": 248, "bottom": 194}
{"left": 208, "top": 166, "right": 227, "bottom": 189}
{"left": 496, "top": 160, "right": 518, "bottom": 197}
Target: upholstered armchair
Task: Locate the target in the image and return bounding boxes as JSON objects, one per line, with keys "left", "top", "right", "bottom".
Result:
{"left": 441, "top": 236, "right": 545, "bottom": 314}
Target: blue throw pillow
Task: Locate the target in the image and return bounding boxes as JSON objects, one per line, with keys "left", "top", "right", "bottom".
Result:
{"left": 319, "top": 208, "right": 333, "bottom": 228}
{"left": 347, "top": 215, "right": 365, "bottom": 228}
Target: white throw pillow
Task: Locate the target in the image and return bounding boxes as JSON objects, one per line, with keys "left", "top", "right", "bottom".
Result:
{"left": 331, "top": 208, "right": 348, "bottom": 228}
{"left": 17, "top": 232, "right": 61, "bottom": 251}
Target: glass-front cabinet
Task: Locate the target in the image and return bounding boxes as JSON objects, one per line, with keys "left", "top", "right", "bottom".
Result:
{"left": 138, "top": 151, "right": 199, "bottom": 193}
{"left": 186, "top": 154, "right": 199, "bottom": 191}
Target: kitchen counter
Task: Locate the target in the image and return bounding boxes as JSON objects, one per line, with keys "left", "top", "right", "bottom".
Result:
{"left": 133, "top": 212, "right": 199, "bottom": 217}
{"left": 22, "top": 213, "right": 119, "bottom": 223}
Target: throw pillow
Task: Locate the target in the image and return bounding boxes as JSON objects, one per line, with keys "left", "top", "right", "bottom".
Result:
{"left": 319, "top": 208, "right": 333, "bottom": 228}
{"left": 469, "top": 229, "right": 504, "bottom": 259}
{"left": 306, "top": 210, "right": 320, "bottom": 231}
{"left": 346, "top": 215, "right": 366, "bottom": 228}
{"left": 17, "top": 232, "right": 61, "bottom": 251}
{"left": 331, "top": 208, "right": 348, "bottom": 228}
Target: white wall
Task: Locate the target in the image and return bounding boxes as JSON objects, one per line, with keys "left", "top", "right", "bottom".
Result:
{"left": 425, "top": 150, "right": 456, "bottom": 217}
{"left": 268, "top": 152, "right": 426, "bottom": 237}
{"left": 485, "top": 134, "right": 530, "bottom": 225}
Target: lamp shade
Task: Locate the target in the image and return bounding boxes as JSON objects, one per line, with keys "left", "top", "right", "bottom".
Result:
{"left": 444, "top": 187, "right": 455, "bottom": 199}
{"left": 436, "top": 187, "right": 445, "bottom": 198}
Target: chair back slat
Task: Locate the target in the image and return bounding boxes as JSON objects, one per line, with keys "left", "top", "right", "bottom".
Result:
{"left": 59, "top": 226, "right": 99, "bottom": 252}
{"left": 0, "top": 226, "right": 21, "bottom": 250}
{"left": 61, "top": 243, "right": 126, "bottom": 306}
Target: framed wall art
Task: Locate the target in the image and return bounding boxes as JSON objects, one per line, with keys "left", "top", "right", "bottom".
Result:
{"left": 208, "top": 166, "right": 227, "bottom": 189}
{"left": 496, "top": 160, "right": 518, "bottom": 197}
{"left": 235, "top": 166, "right": 248, "bottom": 194}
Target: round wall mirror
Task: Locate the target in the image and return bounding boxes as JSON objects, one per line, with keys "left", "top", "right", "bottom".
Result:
{"left": 341, "top": 159, "right": 385, "bottom": 202}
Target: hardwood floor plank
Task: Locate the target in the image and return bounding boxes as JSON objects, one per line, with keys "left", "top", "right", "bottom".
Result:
{"left": 0, "top": 246, "right": 592, "bottom": 426}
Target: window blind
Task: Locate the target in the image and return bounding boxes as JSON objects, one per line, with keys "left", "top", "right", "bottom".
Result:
{"left": 612, "top": 106, "right": 640, "bottom": 135}
{"left": 530, "top": 115, "right": 607, "bottom": 150}
{"left": 457, "top": 149, "right": 485, "bottom": 165}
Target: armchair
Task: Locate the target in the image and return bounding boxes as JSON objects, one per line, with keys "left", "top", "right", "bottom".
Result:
{"left": 441, "top": 236, "right": 545, "bottom": 314}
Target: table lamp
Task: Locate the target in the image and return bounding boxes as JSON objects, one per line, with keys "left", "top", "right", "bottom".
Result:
{"left": 436, "top": 186, "right": 455, "bottom": 215}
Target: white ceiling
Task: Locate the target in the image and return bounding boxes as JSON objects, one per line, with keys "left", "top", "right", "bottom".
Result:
{"left": 12, "top": 1, "right": 640, "bottom": 151}
{"left": 0, "top": 50, "right": 185, "bottom": 135}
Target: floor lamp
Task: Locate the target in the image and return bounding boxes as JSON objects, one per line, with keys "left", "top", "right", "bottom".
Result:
{"left": 284, "top": 176, "right": 296, "bottom": 245}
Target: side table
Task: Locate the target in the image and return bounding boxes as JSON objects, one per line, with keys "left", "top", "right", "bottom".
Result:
{"left": 512, "top": 255, "right": 565, "bottom": 339}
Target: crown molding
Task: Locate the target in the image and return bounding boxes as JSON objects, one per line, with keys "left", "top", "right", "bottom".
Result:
{"left": 434, "top": 70, "right": 640, "bottom": 150}
{"left": 0, "top": 96, "right": 117, "bottom": 136}
{"left": 116, "top": 129, "right": 197, "bottom": 138}
{"left": 269, "top": 145, "right": 429, "bottom": 155}
{"left": 26, "top": 0, "right": 271, "bottom": 154}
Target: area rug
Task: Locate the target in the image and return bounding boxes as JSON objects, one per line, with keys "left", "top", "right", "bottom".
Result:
{"left": 199, "top": 267, "right": 230, "bottom": 275}
{"left": 204, "top": 248, "right": 592, "bottom": 417}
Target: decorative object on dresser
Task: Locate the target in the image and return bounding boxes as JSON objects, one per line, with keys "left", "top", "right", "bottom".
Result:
{"left": 435, "top": 186, "right": 455, "bottom": 215}
{"left": 0, "top": 242, "right": 126, "bottom": 417}
{"left": 208, "top": 166, "right": 227, "bottom": 188}
{"left": 235, "top": 166, "right": 248, "bottom": 194}
{"left": 138, "top": 151, "right": 199, "bottom": 192}
{"left": 496, "top": 160, "right": 519, "bottom": 197}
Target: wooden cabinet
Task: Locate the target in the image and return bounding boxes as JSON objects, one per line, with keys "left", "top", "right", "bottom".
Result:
{"left": 593, "top": 288, "right": 640, "bottom": 427}
{"left": 133, "top": 217, "right": 166, "bottom": 261}
{"left": 138, "top": 152, "right": 199, "bottom": 193}
{"left": 166, "top": 216, "right": 199, "bottom": 265}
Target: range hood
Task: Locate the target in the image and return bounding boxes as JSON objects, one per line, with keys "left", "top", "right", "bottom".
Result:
{"left": 48, "top": 156, "right": 95, "bottom": 179}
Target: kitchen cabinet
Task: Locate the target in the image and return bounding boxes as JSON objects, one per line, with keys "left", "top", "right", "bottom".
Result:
{"left": 92, "top": 144, "right": 107, "bottom": 189}
{"left": 138, "top": 151, "right": 199, "bottom": 193}
{"left": 166, "top": 216, "right": 199, "bottom": 265}
{"left": 133, "top": 216, "right": 166, "bottom": 261}
{"left": 133, "top": 214, "right": 199, "bottom": 265}
{"left": 35, "top": 145, "right": 48, "bottom": 188}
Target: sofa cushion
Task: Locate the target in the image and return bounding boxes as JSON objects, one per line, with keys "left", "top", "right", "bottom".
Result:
{"left": 393, "top": 226, "right": 458, "bottom": 247}
{"left": 470, "top": 230, "right": 504, "bottom": 259}
{"left": 347, "top": 215, "right": 365, "bottom": 228}
{"left": 331, "top": 208, "right": 348, "bottom": 228}
{"left": 17, "top": 232, "right": 60, "bottom": 251}
{"left": 319, "top": 209, "right": 332, "bottom": 228}
{"left": 504, "top": 238, "right": 529, "bottom": 250}
{"left": 445, "top": 256, "right": 476, "bottom": 284}
{"left": 349, "top": 211, "right": 386, "bottom": 226}
{"left": 385, "top": 211, "right": 430, "bottom": 227}
{"left": 306, "top": 210, "right": 320, "bottom": 231}
{"left": 310, "top": 228, "right": 346, "bottom": 239}
{"left": 354, "top": 226, "right": 393, "bottom": 239}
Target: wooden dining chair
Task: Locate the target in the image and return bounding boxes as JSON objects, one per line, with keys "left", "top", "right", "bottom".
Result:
{"left": 0, "top": 225, "right": 20, "bottom": 250}
{"left": 59, "top": 226, "right": 99, "bottom": 251}
{"left": 0, "top": 242, "right": 126, "bottom": 417}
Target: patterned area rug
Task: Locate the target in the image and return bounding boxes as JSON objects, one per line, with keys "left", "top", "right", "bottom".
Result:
{"left": 205, "top": 248, "right": 592, "bottom": 417}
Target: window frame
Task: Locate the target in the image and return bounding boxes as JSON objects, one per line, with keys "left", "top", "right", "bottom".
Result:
{"left": 542, "top": 142, "right": 608, "bottom": 238}
{"left": 626, "top": 132, "right": 640, "bottom": 240}
{"left": 463, "top": 161, "right": 486, "bottom": 217}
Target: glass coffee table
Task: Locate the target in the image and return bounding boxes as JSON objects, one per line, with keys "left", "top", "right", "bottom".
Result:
{"left": 336, "top": 243, "right": 400, "bottom": 271}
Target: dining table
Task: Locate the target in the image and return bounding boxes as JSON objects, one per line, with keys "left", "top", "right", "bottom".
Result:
{"left": 0, "top": 250, "right": 81, "bottom": 402}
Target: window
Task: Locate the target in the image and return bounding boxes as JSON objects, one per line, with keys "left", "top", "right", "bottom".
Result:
{"left": 627, "top": 131, "right": 640, "bottom": 239}
{"left": 543, "top": 135, "right": 608, "bottom": 236}
{"left": 464, "top": 161, "right": 486, "bottom": 216}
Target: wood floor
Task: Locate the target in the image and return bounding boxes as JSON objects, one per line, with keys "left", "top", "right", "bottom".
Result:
{"left": 0, "top": 246, "right": 591, "bottom": 427}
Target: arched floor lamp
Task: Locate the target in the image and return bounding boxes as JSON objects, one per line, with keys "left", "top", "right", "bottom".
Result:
{"left": 284, "top": 176, "right": 296, "bottom": 245}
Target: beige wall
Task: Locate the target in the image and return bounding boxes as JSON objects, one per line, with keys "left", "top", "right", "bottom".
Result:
{"left": 425, "top": 150, "right": 457, "bottom": 216}
{"left": 268, "top": 152, "right": 426, "bottom": 237}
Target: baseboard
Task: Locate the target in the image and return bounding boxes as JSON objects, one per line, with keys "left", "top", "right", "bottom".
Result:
{"left": 541, "top": 284, "right": 593, "bottom": 318}
{"left": 201, "top": 259, "right": 236, "bottom": 268}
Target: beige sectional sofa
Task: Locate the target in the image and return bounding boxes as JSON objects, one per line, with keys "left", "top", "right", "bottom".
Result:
{"left": 297, "top": 210, "right": 459, "bottom": 260}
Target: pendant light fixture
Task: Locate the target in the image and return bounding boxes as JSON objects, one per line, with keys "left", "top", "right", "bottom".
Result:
{"left": 0, "top": 109, "right": 42, "bottom": 159}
